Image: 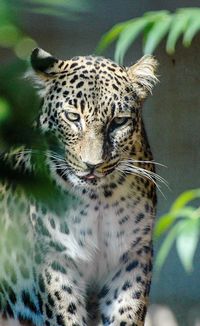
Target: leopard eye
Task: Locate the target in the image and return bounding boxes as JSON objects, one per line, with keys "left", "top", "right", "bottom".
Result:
{"left": 109, "top": 116, "right": 130, "bottom": 133}
{"left": 64, "top": 112, "right": 80, "bottom": 122}
{"left": 113, "top": 117, "right": 128, "bottom": 125}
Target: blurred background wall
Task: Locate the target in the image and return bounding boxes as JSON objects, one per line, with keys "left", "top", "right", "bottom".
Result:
{"left": 0, "top": 0, "right": 200, "bottom": 325}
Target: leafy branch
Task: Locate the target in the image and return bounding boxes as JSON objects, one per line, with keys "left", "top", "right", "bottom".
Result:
{"left": 96, "top": 8, "right": 200, "bottom": 63}
{"left": 154, "top": 189, "right": 200, "bottom": 273}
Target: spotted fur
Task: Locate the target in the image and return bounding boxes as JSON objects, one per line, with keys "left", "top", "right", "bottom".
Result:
{"left": 0, "top": 48, "right": 158, "bottom": 326}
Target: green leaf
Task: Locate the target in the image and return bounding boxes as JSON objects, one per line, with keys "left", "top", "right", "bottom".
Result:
{"left": 154, "top": 213, "right": 176, "bottom": 239}
{"left": 28, "top": 0, "right": 73, "bottom": 5}
{"left": 166, "top": 12, "right": 190, "bottom": 54}
{"left": 183, "top": 16, "right": 200, "bottom": 47}
{"left": 27, "top": 7, "right": 75, "bottom": 18}
{"left": 176, "top": 218, "right": 200, "bottom": 272}
{"left": 171, "top": 189, "right": 200, "bottom": 211}
{"left": 96, "top": 21, "right": 131, "bottom": 54}
{"left": 154, "top": 207, "right": 196, "bottom": 239}
{"left": 143, "top": 10, "right": 170, "bottom": 18}
{"left": 144, "top": 15, "right": 172, "bottom": 54}
{"left": 0, "top": 98, "right": 11, "bottom": 123}
{"left": 177, "top": 8, "right": 200, "bottom": 16}
{"left": 97, "top": 7, "right": 200, "bottom": 60}
{"left": 0, "top": 24, "right": 22, "bottom": 48}
{"left": 0, "top": 0, "right": 12, "bottom": 25}
{"left": 114, "top": 18, "right": 148, "bottom": 64}
{"left": 14, "top": 37, "right": 38, "bottom": 60}
{"left": 155, "top": 222, "right": 181, "bottom": 272}
{"left": 142, "top": 11, "right": 169, "bottom": 45}
{"left": 11, "top": 0, "right": 89, "bottom": 21}
{"left": 24, "top": 0, "right": 89, "bottom": 12}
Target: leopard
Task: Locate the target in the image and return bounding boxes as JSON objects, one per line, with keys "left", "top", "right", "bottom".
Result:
{"left": 0, "top": 48, "right": 158, "bottom": 326}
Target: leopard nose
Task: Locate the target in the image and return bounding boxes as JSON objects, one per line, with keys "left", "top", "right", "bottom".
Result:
{"left": 84, "top": 161, "right": 103, "bottom": 170}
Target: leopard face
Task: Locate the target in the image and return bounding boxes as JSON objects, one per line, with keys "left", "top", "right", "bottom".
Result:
{"left": 30, "top": 48, "right": 158, "bottom": 190}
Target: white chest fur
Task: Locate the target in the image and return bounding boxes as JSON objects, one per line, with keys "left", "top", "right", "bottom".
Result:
{"left": 43, "top": 188, "right": 153, "bottom": 285}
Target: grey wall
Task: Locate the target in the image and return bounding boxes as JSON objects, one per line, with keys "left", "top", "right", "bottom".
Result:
{"left": 146, "top": 37, "right": 200, "bottom": 325}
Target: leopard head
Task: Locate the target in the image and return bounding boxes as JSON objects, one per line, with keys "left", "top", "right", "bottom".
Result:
{"left": 29, "top": 48, "right": 158, "bottom": 191}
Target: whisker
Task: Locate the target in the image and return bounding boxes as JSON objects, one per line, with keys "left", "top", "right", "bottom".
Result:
{"left": 123, "top": 159, "right": 167, "bottom": 168}
{"left": 118, "top": 159, "right": 168, "bottom": 198}
{"left": 60, "top": 167, "right": 70, "bottom": 178}
{"left": 53, "top": 164, "right": 68, "bottom": 169}
{"left": 120, "top": 160, "right": 168, "bottom": 186}
{"left": 124, "top": 164, "right": 168, "bottom": 188}
{"left": 120, "top": 167, "right": 166, "bottom": 199}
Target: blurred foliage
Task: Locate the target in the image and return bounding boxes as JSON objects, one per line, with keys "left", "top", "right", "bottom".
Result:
{"left": 0, "top": 0, "right": 89, "bottom": 203}
{"left": 0, "top": 0, "right": 90, "bottom": 144}
{"left": 0, "top": 97, "right": 11, "bottom": 125}
{"left": 154, "top": 189, "right": 200, "bottom": 273}
{"left": 0, "top": 0, "right": 37, "bottom": 59}
{"left": 0, "top": 0, "right": 89, "bottom": 59}
{"left": 96, "top": 8, "right": 200, "bottom": 63}
{"left": 0, "top": 60, "right": 39, "bottom": 150}
{"left": 23, "top": 0, "right": 89, "bottom": 17}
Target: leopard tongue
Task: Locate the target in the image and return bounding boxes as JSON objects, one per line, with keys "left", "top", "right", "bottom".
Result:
{"left": 84, "top": 174, "right": 96, "bottom": 180}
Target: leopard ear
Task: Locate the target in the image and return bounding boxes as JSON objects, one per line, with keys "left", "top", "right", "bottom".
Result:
{"left": 127, "top": 55, "right": 158, "bottom": 100}
{"left": 30, "top": 47, "right": 67, "bottom": 77}
{"left": 30, "top": 48, "right": 59, "bottom": 75}
{"left": 27, "top": 48, "right": 65, "bottom": 96}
